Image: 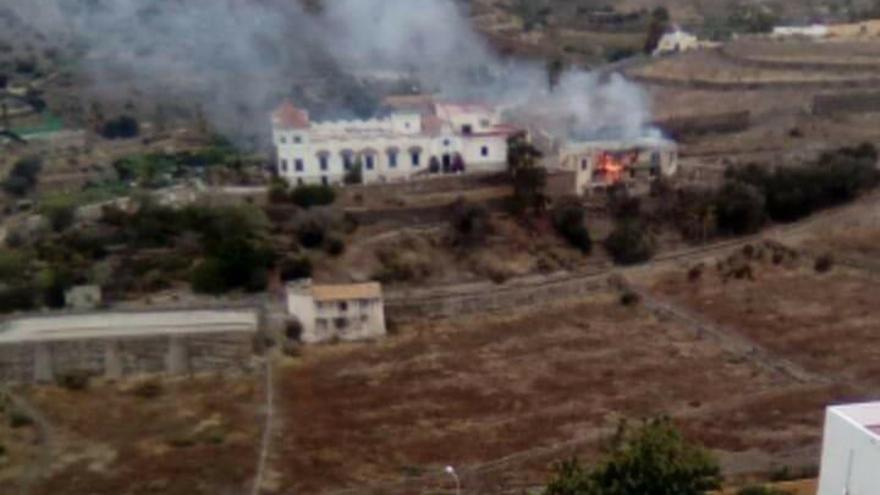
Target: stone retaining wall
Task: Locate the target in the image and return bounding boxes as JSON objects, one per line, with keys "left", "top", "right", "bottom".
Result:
{"left": 385, "top": 272, "right": 611, "bottom": 321}
{"left": 812, "top": 91, "right": 880, "bottom": 116}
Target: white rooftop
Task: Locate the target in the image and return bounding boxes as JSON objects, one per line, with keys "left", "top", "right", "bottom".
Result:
{"left": 0, "top": 309, "right": 259, "bottom": 343}
{"left": 829, "top": 401, "right": 880, "bottom": 439}
{"left": 564, "top": 135, "right": 677, "bottom": 152}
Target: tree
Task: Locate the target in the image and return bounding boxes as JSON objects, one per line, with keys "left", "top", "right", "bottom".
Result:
{"left": 508, "top": 135, "right": 546, "bottom": 215}
{"left": 714, "top": 181, "right": 765, "bottom": 235}
{"left": 100, "top": 115, "right": 140, "bottom": 139}
{"left": 544, "top": 418, "right": 721, "bottom": 495}
{"left": 552, "top": 197, "right": 592, "bottom": 254}
{"left": 2, "top": 156, "right": 42, "bottom": 197}
{"left": 450, "top": 199, "right": 491, "bottom": 247}
{"left": 644, "top": 7, "right": 671, "bottom": 53}
{"left": 289, "top": 184, "right": 336, "bottom": 208}
{"left": 40, "top": 196, "right": 77, "bottom": 232}
{"left": 604, "top": 220, "right": 655, "bottom": 265}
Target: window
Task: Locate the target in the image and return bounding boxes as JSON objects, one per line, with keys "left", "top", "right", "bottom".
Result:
{"left": 321, "top": 176, "right": 328, "bottom": 186}
{"left": 338, "top": 301, "right": 348, "bottom": 312}
{"left": 295, "top": 159, "right": 304, "bottom": 172}
{"left": 359, "top": 299, "right": 369, "bottom": 309}
{"left": 581, "top": 159, "right": 588, "bottom": 171}
{"left": 481, "top": 146, "right": 489, "bottom": 157}
{"left": 443, "top": 139, "right": 450, "bottom": 146}
{"left": 335, "top": 317, "right": 348, "bottom": 330}
{"left": 280, "top": 136, "right": 287, "bottom": 144}
{"left": 319, "top": 155, "right": 329, "bottom": 170}
{"left": 651, "top": 152, "right": 661, "bottom": 167}
{"left": 280, "top": 159, "right": 288, "bottom": 172}
{"left": 462, "top": 124, "right": 473, "bottom": 135}
{"left": 411, "top": 151, "right": 421, "bottom": 167}
{"left": 388, "top": 151, "right": 398, "bottom": 168}
{"left": 342, "top": 153, "right": 353, "bottom": 170}
{"left": 365, "top": 155, "right": 374, "bottom": 170}
{"left": 316, "top": 318, "right": 328, "bottom": 330}
{"left": 479, "top": 118, "right": 490, "bottom": 128}
{"left": 293, "top": 135, "right": 302, "bottom": 144}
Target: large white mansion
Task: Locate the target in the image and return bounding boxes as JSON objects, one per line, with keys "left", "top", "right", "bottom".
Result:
{"left": 271, "top": 98, "right": 519, "bottom": 186}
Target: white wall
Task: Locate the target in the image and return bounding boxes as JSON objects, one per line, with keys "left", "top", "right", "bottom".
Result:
{"left": 286, "top": 292, "right": 317, "bottom": 343}
{"left": 818, "top": 406, "right": 880, "bottom": 495}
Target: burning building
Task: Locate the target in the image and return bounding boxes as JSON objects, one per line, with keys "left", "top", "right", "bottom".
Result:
{"left": 271, "top": 98, "right": 519, "bottom": 186}
{"left": 558, "top": 135, "right": 679, "bottom": 195}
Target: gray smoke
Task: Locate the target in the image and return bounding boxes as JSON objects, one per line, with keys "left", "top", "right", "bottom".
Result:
{"left": 3, "top": 0, "right": 652, "bottom": 144}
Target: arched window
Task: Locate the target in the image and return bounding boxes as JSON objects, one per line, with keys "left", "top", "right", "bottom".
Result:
{"left": 409, "top": 146, "right": 423, "bottom": 167}
{"left": 316, "top": 151, "right": 331, "bottom": 171}
{"left": 360, "top": 149, "right": 378, "bottom": 171}
{"left": 340, "top": 150, "right": 355, "bottom": 170}
{"left": 386, "top": 147, "right": 400, "bottom": 168}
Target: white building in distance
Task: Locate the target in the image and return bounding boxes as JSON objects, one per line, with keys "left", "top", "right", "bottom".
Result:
{"left": 286, "top": 280, "right": 386, "bottom": 344}
{"left": 559, "top": 136, "right": 678, "bottom": 195}
{"left": 817, "top": 401, "right": 880, "bottom": 495}
{"left": 654, "top": 29, "right": 700, "bottom": 55}
{"left": 772, "top": 24, "right": 829, "bottom": 39}
{"left": 271, "top": 99, "right": 519, "bottom": 186}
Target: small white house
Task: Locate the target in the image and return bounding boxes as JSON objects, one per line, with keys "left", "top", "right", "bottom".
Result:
{"left": 772, "top": 24, "right": 829, "bottom": 39}
{"left": 64, "top": 285, "right": 102, "bottom": 310}
{"left": 817, "top": 401, "right": 880, "bottom": 495}
{"left": 271, "top": 99, "right": 519, "bottom": 187}
{"left": 286, "top": 280, "right": 386, "bottom": 344}
{"left": 654, "top": 29, "right": 700, "bottom": 55}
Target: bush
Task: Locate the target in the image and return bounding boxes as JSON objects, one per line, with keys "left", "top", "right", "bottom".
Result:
{"left": 324, "top": 235, "right": 345, "bottom": 256}
{"left": 2, "top": 156, "right": 42, "bottom": 197}
{"left": 58, "top": 370, "right": 90, "bottom": 391}
{"left": 450, "top": 200, "right": 491, "bottom": 247}
{"left": 41, "top": 197, "right": 77, "bottom": 232}
{"left": 814, "top": 254, "right": 834, "bottom": 273}
{"left": 552, "top": 198, "right": 592, "bottom": 254}
{"left": 289, "top": 184, "right": 335, "bottom": 209}
{"left": 190, "top": 258, "right": 227, "bottom": 295}
{"left": 296, "top": 220, "right": 326, "bottom": 249}
{"left": 620, "top": 290, "right": 641, "bottom": 306}
{"left": 714, "top": 181, "right": 765, "bottom": 235}
{"left": 0, "top": 285, "right": 38, "bottom": 313}
{"left": 605, "top": 221, "right": 655, "bottom": 265}
{"left": 9, "top": 409, "right": 33, "bottom": 428}
{"left": 280, "top": 256, "right": 312, "bottom": 281}
{"left": 100, "top": 115, "right": 140, "bottom": 139}
{"left": 131, "top": 379, "right": 164, "bottom": 399}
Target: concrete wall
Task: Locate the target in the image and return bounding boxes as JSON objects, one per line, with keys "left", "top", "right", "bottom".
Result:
{"left": 817, "top": 406, "right": 880, "bottom": 495}
{"left": 0, "top": 331, "right": 254, "bottom": 384}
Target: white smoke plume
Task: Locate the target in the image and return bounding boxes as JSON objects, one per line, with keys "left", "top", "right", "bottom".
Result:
{"left": 2, "top": 0, "right": 652, "bottom": 144}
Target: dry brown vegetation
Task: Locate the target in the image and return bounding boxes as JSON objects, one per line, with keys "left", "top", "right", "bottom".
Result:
{"left": 0, "top": 374, "right": 264, "bottom": 495}
{"left": 272, "top": 291, "right": 840, "bottom": 492}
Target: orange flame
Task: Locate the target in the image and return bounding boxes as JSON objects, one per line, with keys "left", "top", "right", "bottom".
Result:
{"left": 596, "top": 151, "right": 640, "bottom": 184}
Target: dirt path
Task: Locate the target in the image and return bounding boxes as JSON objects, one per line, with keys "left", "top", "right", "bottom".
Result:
{"left": 250, "top": 358, "right": 276, "bottom": 495}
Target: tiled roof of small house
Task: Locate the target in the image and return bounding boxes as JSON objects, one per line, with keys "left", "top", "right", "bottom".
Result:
{"left": 273, "top": 100, "right": 311, "bottom": 129}
{"left": 311, "top": 282, "right": 382, "bottom": 302}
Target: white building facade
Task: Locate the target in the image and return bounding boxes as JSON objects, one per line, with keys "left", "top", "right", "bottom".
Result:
{"left": 559, "top": 136, "right": 678, "bottom": 195}
{"left": 654, "top": 29, "right": 700, "bottom": 55}
{"left": 271, "top": 100, "right": 518, "bottom": 186}
{"left": 817, "top": 401, "right": 880, "bottom": 495}
{"left": 286, "top": 280, "right": 386, "bottom": 344}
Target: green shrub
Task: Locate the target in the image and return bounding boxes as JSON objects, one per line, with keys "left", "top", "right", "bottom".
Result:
{"left": 714, "top": 181, "right": 765, "bottom": 235}
{"left": 58, "top": 370, "right": 90, "bottom": 391}
{"left": 552, "top": 198, "right": 592, "bottom": 254}
{"left": 190, "top": 258, "right": 227, "bottom": 295}
{"left": 289, "top": 184, "right": 335, "bottom": 208}
{"left": 131, "top": 379, "right": 163, "bottom": 399}
{"left": 280, "top": 256, "right": 312, "bottom": 281}
{"left": 9, "top": 409, "right": 33, "bottom": 428}
{"left": 814, "top": 254, "right": 834, "bottom": 273}
{"left": 324, "top": 235, "right": 345, "bottom": 256}
{"left": 100, "top": 115, "right": 140, "bottom": 139}
{"left": 296, "top": 220, "right": 326, "bottom": 249}
{"left": 450, "top": 200, "right": 491, "bottom": 247}
{"left": 2, "top": 156, "right": 42, "bottom": 197}
{"left": 605, "top": 221, "right": 655, "bottom": 265}
{"left": 620, "top": 291, "right": 641, "bottom": 306}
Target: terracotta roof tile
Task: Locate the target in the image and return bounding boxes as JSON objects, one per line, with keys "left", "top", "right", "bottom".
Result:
{"left": 273, "top": 100, "right": 310, "bottom": 129}
{"left": 311, "top": 282, "right": 382, "bottom": 302}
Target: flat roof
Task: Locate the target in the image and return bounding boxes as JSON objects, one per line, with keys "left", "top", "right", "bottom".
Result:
{"left": 0, "top": 309, "right": 259, "bottom": 343}
{"left": 311, "top": 283, "right": 382, "bottom": 302}
{"left": 829, "top": 401, "right": 880, "bottom": 440}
